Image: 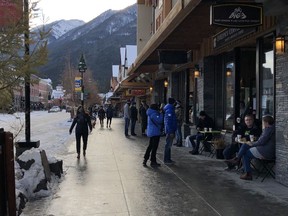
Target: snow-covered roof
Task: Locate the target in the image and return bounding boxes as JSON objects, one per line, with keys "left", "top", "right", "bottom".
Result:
{"left": 112, "top": 65, "right": 119, "bottom": 77}
{"left": 126, "top": 45, "right": 137, "bottom": 67}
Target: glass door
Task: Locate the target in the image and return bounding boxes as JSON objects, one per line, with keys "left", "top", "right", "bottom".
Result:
{"left": 260, "top": 35, "right": 274, "bottom": 117}
{"left": 224, "top": 62, "right": 235, "bottom": 130}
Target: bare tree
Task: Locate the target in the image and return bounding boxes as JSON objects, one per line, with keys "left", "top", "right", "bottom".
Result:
{"left": 61, "top": 55, "right": 101, "bottom": 109}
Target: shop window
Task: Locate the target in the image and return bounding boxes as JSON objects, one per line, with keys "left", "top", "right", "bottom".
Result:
{"left": 224, "top": 62, "right": 235, "bottom": 130}
{"left": 260, "top": 35, "right": 274, "bottom": 117}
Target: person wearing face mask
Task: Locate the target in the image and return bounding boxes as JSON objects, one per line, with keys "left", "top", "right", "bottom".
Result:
{"left": 69, "top": 106, "right": 93, "bottom": 159}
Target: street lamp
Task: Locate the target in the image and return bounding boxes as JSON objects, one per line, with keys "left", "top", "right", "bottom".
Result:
{"left": 78, "top": 54, "right": 87, "bottom": 106}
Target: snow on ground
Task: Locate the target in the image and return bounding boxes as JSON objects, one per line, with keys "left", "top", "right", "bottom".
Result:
{"left": 0, "top": 110, "right": 74, "bottom": 204}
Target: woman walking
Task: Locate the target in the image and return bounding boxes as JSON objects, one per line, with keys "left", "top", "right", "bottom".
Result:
{"left": 106, "top": 104, "right": 114, "bottom": 128}
{"left": 143, "top": 104, "right": 164, "bottom": 167}
{"left": 69, "top": 106, "right": 93, "bottom": 159}
{"left": 98, "top": 105, "right": 106, "bottom": 127}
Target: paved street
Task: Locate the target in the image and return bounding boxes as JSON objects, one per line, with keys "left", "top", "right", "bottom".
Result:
{"left": 22, "top": 118, "right": 288, "bottom": 216}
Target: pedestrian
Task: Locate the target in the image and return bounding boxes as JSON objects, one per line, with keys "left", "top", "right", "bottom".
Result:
{"left": 69, "top": 106, "right": 93, "bottom": 159}
{"left": 159, "top": 103, "right": 165, "bottom": 136}
{"left": 174, "top": 100, "right": 183, "bottom": 147}
{"left": 106, "top": 103, "right": 114, "bottom": 128}
{"left": 139, "top": 100, "right": 148, "bottom": 136}
{"left": 130, "top": 102, "right": 138, "bottom": 136}
{"left": 91, "top": 105, "right": 97, "bottom": 128}
{"left": 123, "top": 100, "right": 131, "bottom": 137}
{"left": 98, "top": 105, "right": 106, "bottom": 127}
{"left": 163, "top": 97, "right": 177, "bottom": 164}
{"left": 143, "top": 103, "right": 164, "bottom": 167}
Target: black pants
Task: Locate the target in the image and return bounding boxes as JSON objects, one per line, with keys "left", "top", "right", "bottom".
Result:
{"left": 75, "top": 132, "right": 88, "bottom": 154}
{"left": 106, "top": 117, "right": 112, "bottom": 126}
{"left": 144, "top": 136, "right": 160, "bottom": 162}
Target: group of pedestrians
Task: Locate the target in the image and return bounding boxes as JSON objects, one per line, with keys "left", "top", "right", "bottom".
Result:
{"left": 124, "top": 100, "right": 149, "bottom": 137}
{"left": 140, "top": 97, "right": 182, "bottom": 167}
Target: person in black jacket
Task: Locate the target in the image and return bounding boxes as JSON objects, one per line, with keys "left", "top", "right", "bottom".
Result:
{"left": 139, "top": 100, "right": 148, "bottom": 136}
{"left": 188, "top": 111, "right": 214, "bottom": 155}
{"left": 130, "top": 102, "right": 138, "bottom": 136}
{"left": 223, "top": 113, "right": 262, "bottom": 170}
{"left": 98, "top": 106, "right": 106, "bottom": 128}
{"left": 106, "top": 104, "right": 114, "bottom": 128}
{"left": 69, "top": 106, "right": 93, "bottom": 159}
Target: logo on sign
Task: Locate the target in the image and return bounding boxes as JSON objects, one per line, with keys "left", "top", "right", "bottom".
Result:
{"left": 229, "top": 7, "right": 247, "bottom": 19}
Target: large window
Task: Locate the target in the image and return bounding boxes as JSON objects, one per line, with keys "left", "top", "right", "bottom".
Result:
{"left": 260, "top": 35, "right": 274, "bottom": 117}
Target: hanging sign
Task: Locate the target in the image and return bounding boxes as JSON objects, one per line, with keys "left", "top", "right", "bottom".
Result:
{"left": 75, "top": 77, "right": 82, "bottom": 92}
{"left": 126, "top": 89, "right": 146, "bottom": 96}
{"left": 210, "top": 3, "right": 263, "bottom": 28}
{"left": 0, "top": 0, "right": 23, "bottom": 27}
{"left": 213, "top": 27, "right": 256, "bottom": 49}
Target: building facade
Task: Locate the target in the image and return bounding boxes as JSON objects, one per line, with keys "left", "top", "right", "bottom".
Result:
{"left": 116, "top": 0, "right": 288, "bottom": 186}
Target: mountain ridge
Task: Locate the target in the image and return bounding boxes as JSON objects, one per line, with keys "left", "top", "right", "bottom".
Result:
{"left": 38, "top": 4, "right": 137, "bottom": 92}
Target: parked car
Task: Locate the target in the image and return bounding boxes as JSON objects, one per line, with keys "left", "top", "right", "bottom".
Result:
{"left": 48, "top": 106, "right": 61, "bottom": 113}
{"left": 66, "top": 106, "right": 72, "bottom": 113}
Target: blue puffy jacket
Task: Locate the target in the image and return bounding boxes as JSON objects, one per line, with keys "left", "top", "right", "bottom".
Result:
{"left": 164, "top": 104, "right": 177, "bottom": 134}
{"left": 146, "top": 108, "right": 164, "bottom": 137}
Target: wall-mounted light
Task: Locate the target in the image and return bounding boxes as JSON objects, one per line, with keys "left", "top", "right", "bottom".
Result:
{"left": 164, "top": 79, "right": 168, "bottom": 88}
{"left": 194, "top": 64, "right": 201, "bottom": 78}
{"left": 226, "top": 68, "right": 232, "bottom": 77}
{"left": 276, "top": 36, "right": 285, "bottom": 55}
{"left": 149, "top": 86, "right": 153, "bottom": 92}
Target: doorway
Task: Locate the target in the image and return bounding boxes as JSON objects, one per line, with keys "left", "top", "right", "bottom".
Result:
{"left": 223, "top": 48, "right": 257, "bottom": 130}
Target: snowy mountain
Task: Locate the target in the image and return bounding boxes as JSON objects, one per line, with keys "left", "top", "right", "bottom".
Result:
{"left": 32, "top": 19, "right": 85, "bottom": 44}
{"left": 38, "top": 4, "right": 137, "bottom": 92}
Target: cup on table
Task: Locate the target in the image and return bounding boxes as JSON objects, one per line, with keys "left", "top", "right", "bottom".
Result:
{"left": 209, "top": 128, "right": 212, "bottom": 132}
{"left": 204, "top": 127, "right": 208, "bottom": 132}
{"left": 237, "top": 134, "right": 242, "bottom": 142}
{"left": 249, "top": 135, "right": 255, "bottom": 142}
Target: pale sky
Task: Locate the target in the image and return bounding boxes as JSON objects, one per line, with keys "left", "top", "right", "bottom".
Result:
{"left": 34, "top": 0, "right": 136, "bottom": 25}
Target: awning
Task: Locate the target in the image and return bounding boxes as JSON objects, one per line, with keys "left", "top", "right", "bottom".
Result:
{"left": 127, "top": 0, "right": 223, "bottom": 81}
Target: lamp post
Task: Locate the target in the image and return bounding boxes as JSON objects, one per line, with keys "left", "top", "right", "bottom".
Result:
{"left": 78, "top": 54, "right": 87, "bottom": 106}
{"left": 16, "top": 0, "right": 40, "bottom": 153}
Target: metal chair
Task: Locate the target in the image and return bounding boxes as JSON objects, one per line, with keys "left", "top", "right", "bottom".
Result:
{"left": 250, "top": 158, "right": 275, "bottom": 182}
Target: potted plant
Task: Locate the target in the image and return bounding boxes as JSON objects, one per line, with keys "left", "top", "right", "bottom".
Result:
{"left": 213, "top": 138, "right": 226, "bottom": 159}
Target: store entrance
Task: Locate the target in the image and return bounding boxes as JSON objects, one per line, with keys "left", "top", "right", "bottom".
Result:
{"left": 224, "top": 48, "right": 256, "bottom": 130}
{"left": 238, "top": 48, "right": 257, "bottom": 121}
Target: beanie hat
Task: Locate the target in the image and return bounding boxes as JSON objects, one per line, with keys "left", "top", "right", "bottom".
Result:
{"left": 168, "top": 97, "right": 175, "bottom": 104}
{"left": 150, "top": 103, "right": 159, "bottom": 110}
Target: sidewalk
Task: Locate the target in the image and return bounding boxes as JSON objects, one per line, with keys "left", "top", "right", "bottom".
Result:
{"left": 22, "top": 118, "right": 288, "bottom": 216}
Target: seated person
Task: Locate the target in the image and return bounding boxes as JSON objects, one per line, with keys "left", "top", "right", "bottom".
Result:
{"left": 189, "top": 111, "right": 214, "bottom": 155}
{"left": 226, "top": 115, "right": 275, "bottom": 180}
{"left": 223, "top": 114, "right": 262, "bottom": 170}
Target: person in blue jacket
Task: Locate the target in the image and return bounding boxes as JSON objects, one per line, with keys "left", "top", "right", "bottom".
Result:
{"left": 163, "top": 98, "right": 177, "bottom": 164}
{"left": 143, "top": 104, "right": 164, "bottom": 167}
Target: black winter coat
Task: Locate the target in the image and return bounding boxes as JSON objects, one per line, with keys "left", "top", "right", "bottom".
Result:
{"left": 70, "top": 112, "right": 92, "bottom": 134}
